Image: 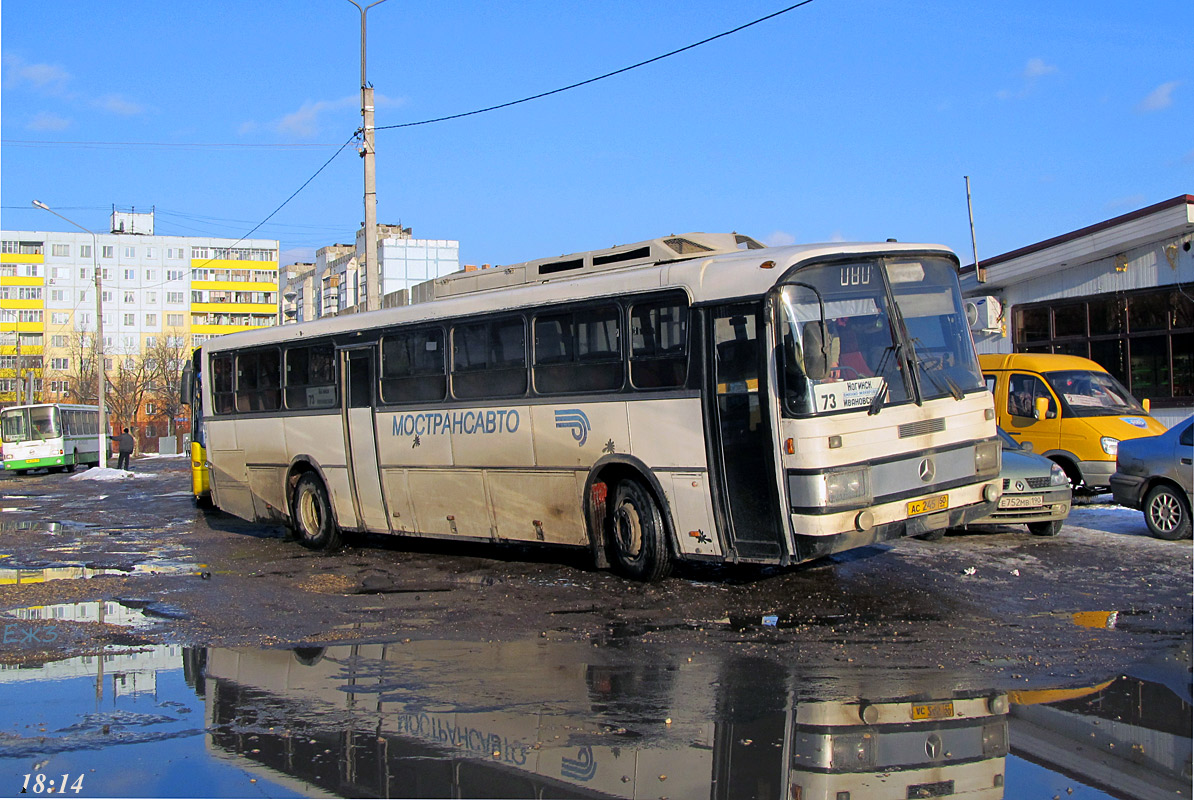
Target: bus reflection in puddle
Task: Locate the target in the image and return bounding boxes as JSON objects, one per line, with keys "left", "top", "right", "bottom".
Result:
{"left": 198, "top": 642, "right": 1012, "bottom": 799}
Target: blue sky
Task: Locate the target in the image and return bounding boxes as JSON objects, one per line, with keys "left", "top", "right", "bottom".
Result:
{"left": 2, "top": 0, "right": 1190, "bottom": 269}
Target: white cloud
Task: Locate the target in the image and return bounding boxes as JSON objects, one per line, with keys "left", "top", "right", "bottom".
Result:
{"left": 998, "top": 57, "right": 1058, "bottom": 100}
{"left": 1023, "top": 58, "right": 1058, "bottom": 80}
{"left": 1137, "top": 81, "right": 1180, "bottom": 112}
{"left": 275, "top": 97, "right": 359, "bottom": 138}
{"left": 765, "top": 231, "right": 796, "bottom": 247}
{"left": 3, "top": 54, "right": 71, "bottom": 93}
{"left": 251, "top": 93, "right": 407, "bottom": 139}
{"left": 93, "top": 94, "right": 145, "bottom": 116}
{"left": 27, "top": 111, "right": 72, "bottom": 131}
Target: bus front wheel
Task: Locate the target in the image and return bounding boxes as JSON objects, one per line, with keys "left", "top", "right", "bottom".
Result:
{"left": 291, "top": 474, "right": 341, "bottom": 550}
{"left": 608, "top": 479, "right": 672, "bottom": 582}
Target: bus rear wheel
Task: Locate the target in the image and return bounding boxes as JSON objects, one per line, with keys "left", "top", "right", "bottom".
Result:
{"left": 291, "top": 473, "right": 341, "bottom": 550}
{"left": 608, "top": 479, "right": 672, "bottom": 582}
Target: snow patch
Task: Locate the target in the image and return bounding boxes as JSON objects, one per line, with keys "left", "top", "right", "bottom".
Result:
{"left": 70, "top": 468, "right": 154, "bottom": 482}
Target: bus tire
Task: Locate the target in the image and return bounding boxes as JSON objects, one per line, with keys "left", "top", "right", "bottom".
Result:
{"left": 608, "top": 479, "right": 672, "bottom": 582}
{"left": 291, "top": 473, "right": 341, "bottom": 550}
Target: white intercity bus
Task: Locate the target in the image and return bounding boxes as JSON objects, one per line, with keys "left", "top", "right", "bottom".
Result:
{"left": 0, "top": 403, "right": 100, "bottom": 473}
{"left": 184, "top": 233, "right": 1001, "bottom": 579}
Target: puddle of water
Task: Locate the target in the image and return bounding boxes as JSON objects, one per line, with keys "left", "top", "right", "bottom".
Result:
{"left": 0, "top": 637, "right": 1187, "bottom": 798}
{"left": 0, "top": 563, "right": 201, "bottom": 586}
{"left": 4, "top": 600, "right": 166, "bottom": 630}
{"left": 0, "top": 646, "right": 304, "bottom": 797}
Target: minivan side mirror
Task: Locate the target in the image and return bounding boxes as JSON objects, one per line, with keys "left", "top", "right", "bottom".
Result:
{"left": 1034, "top": 396, "right": 1052, "bottom": 420}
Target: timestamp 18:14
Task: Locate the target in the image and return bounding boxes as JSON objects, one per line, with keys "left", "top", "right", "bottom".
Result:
{"left": 21, "top": 773, "right": 85, "bottom": 794}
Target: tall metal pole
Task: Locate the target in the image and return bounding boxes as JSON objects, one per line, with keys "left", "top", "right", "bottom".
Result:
{"left": 32, "top": 201, "right": 107, "bottom": 468}
{"left": 347, "top": 0, "right": 388, "bottom": 312}
{"left": 965, "top": 176, "right": 985, "bottom": 284}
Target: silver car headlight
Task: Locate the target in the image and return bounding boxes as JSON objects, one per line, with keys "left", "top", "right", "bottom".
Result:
{"left": 975, "top": 439, "right": 1001, "bottom": 478}
{"left": 1101, "top": 436, "right": 1119, "bottom": 456}
{"left": 824, "top": 467, "right": 871, "bottom": 507}
{"left": 1049, "top": 463, "right": 1068, "bottom": 486}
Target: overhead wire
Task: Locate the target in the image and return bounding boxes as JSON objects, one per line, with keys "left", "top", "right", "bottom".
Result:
{"left": 12, "top": 2, "right": 815, "bottom": 273}
{"left": 375, "top": 0, "right": 816, "bottom": 132}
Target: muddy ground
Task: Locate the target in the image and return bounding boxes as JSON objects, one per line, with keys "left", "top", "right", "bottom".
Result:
{"left": 1, "top": 455, "right": 1189, "bottom": 695}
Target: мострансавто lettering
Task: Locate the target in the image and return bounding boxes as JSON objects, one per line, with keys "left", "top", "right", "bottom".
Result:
{"left": 391, "top": 409, "right": 520, "bottom": 438}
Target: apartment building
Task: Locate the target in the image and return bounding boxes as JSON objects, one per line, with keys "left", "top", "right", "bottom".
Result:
{"left": 1, "top": 208, "right": 280, "bottom": 445}
{"left": 281, "top": 224, "right": 459, "bottom": 321}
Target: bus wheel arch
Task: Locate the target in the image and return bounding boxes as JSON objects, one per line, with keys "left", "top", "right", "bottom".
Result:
{"left": 287, "top": 460, "right": 342, "bottom": 550}
{"left": 586, "top": 458, "right": 675, "bottom": 582}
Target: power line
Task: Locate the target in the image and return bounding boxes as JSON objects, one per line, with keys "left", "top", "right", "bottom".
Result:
{"left": 1, "top": 139, "right": 344, "bottom": 151}
{"left": 376, "top": 0, "right": 817, "bottom": 132}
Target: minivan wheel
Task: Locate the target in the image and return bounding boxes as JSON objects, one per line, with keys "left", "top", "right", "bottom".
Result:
{"left": 1144, "top": 484, "right": 1191, "bottom": 540}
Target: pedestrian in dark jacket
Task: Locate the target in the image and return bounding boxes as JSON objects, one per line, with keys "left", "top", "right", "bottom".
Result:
{"left": 110, "top": 428, "right": 135, "bottom": 471}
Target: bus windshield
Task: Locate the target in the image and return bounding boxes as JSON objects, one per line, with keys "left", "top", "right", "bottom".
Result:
{"left": 1045, "top": 369, "right": 1143, "bottom": 417}
{"left": 0, "top": 407, "right": 60, "bottom": 443}
{"left": 778, "top": 257, "right": 984, "bottom": 416}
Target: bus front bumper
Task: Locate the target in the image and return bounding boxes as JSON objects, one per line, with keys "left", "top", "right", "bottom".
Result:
{"left": 3, "top": 454, "right": 67, "bottom": 471}
{"left": 790, "top": 481, "right": 1001, "bottom": 562}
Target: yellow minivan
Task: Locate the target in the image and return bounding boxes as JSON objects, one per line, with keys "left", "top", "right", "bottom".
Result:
{"left": 979, "top": 353, "right": 1166, "bottom": 493}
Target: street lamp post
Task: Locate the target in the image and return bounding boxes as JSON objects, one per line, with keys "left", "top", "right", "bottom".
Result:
{"left": 31, "top": 201, "right": 107, "bottom": 468}
{"left": 346, "top": 0, "right": 388, "bottom": 313}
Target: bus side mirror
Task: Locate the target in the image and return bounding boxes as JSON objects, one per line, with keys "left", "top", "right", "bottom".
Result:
{"left": 180, "top": 363, "right": 193, "bottom": 406}
{"left": 1142, "top": 398, "right": 1151, "bottom": 413}
{"left": 802, "top": 322, "right": 828, "bottom": 381}
{"left": 1034, "top": 396, "right": 1049, "bottom": 420}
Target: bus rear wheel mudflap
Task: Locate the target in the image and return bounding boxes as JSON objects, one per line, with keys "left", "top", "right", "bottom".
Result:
{"left": 290, "top": 473, "right": 342, "bottom": 550}
{"left": 607, "top": 479, "right": 672, "bottom": 582}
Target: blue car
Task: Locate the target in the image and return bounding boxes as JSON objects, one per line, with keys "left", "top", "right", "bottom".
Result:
{"left": 1110, "top": 416, "right": 1193, "bottom": 540}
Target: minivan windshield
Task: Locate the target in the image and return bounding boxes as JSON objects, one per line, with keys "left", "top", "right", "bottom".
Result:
{"left": 1045, "top": 370, "right": 1144, "bottom": 417}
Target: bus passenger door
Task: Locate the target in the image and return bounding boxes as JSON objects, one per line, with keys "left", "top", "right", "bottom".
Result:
{"left": 343, "top": 348, "right": 390, "bottom": 532}
{"left": 708, "top": 305, "right": 785, "bottom": 562}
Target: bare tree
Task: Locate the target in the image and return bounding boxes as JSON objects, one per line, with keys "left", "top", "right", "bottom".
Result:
{"left": 144, "top": 329, "right": 190, "bottom": 438}
{"left": 44, "top": 330, "right": 100, "bottom": 406}
{"left": 106, "top": 350, "right": 152, "bottom": 441}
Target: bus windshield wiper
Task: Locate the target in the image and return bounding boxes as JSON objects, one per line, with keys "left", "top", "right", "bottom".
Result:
{"left": 907, "top": 339, "right": 964, "bottom": 400}
{"left": 867, "top": 344, "right": 899, "bottom": 416}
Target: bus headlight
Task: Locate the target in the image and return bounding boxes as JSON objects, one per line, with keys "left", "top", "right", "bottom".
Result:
{"left": 975, "top": 440, "right": 1000, "bottom": 478}
{"left": 831, "top": 732, "right": 876, "bottom": 769}
{"left": 982, "top": 720, "right": 1009, "bottom": 757}
{"left": 824, "top": 467, "right": 871, "bottom": 507}
{"left": 1101, "top": 437, "right": 1119, "bottom": 456}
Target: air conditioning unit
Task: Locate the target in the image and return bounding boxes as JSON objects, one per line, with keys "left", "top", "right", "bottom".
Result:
{"left": 964, "top": 296, "right": 1002, "bottom": 332}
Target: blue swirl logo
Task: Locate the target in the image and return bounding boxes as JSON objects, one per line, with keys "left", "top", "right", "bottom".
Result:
{"left": 554, "top": 409, "right": 591, "bottom": 447}
{"left": 561, "top": 746, "right": 596, "bottom": 781}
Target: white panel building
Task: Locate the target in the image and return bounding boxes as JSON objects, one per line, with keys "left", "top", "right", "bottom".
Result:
{"left": 961, "top": 195, "right": 1193, "bottom": 428}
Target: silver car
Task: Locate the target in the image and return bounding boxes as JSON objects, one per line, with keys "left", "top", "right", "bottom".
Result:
{"left": 942, "top": 428, "right": 1071, "bottom": 537}
{"left": 1110, "top": 416, "right": 1193, "bottom": 540}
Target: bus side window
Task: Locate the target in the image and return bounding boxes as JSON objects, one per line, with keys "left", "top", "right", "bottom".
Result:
{"left": 381, "top": 328, "right": 447, "bottom": 404}
{"left": 452, "top": 317, "right": 527, "bottom": 400}
{"left": 235, "top": 350, "right": 281, "bottom": 413}
{"left": 629, "top": 297, "right": 688, "bottom": 389}
{"left": 534, "top": 306, "right": 622, "bottom": 394}
{"left": 285, "top": 343, "right": 338, "bottom": 409}
{"left": 212, "top": 353, "right": 236, "bottom": 414}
